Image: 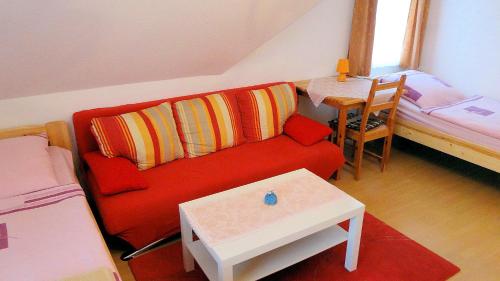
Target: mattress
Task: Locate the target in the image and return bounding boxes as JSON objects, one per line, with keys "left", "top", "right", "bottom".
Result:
{"left": 0, "top": 147, "right": 120, "bottom": 281}
{"left": 396, "top": 99, "right": 500, "bottom": 152}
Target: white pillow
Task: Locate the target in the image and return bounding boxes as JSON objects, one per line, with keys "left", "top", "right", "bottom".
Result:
{"left": 380, "top": 71, "right": 468, "bottom": 110}
{"left": 0, "top": 135, "right": 59, "bottom": 198}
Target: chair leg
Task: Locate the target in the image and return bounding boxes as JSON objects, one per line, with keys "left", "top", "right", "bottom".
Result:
{"left": 354, "top": 140, "right": 364, "bottom": 180}
{"left": 381, "top": 135, "right": 393, "bottom": 172}
{"left": 330, "top": 132, "right": 336, "bottom": 143}
{"left": 328, "top": 119, "right": 338, "bottom": 144}
{"left": 351, "top": 139, "right": 356, "bottom": 159}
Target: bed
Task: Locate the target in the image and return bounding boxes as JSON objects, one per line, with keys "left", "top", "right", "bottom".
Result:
{"left": 388, "top": 74, "right": 500, "bottom": 173}
{"left": 0, "top": 121, "right": 120, "bottom": 281}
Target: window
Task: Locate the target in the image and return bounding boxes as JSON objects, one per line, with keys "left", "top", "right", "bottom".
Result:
{"left": 371, "top": 0, "right": 411, "bottom": 69}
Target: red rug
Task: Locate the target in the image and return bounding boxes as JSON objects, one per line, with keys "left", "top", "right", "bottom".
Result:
{"left": 129, "top": 213, "right": 459, "bottom": 281}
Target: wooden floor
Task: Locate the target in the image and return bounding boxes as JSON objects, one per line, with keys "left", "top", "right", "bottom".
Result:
{"left": 110, "top": 137, "right": 500, "bottom": 281}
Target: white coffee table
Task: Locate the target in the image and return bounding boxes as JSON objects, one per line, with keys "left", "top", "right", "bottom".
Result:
{"left": 179, "top": 169, "right": 365, "bottom": 281}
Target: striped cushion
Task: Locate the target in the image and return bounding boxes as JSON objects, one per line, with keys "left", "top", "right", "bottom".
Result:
{"left": 237, "top": 83, "right": 297, "bottom": 142}
{"left": 174, "top": 93, "right": 245, "bottom": 158}
{"left": 90, "top": 102, "right": 184, "bottom": 170}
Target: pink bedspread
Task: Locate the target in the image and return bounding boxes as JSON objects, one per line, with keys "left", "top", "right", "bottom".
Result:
{"left": 397, "top": 99, "right": 500, "bottom": 152}
{"left": 0, "top": 147, "right": 119, "bottom": 281}
{"left": 0, "top": 184, "right": 119, "bottom": 281}
{"left": 47, "top": 146, "right": 78, "bottom": 186}
{"left": 423, "top": 96, "right": 500, "bottom": 140}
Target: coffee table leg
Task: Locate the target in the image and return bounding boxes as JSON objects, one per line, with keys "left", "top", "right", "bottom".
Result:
{"left": 345, "top": 212, "right": 364, "bottom": 271}
{"left": 217, "top": 263, "right": 233, "bottom": 281}
{"left": 180, "top": 211, "right": 195, "bottom": 272}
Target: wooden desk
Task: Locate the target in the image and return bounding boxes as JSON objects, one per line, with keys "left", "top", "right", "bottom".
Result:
{"left": 295, "top": 79, "right": 366, "bottom": 180}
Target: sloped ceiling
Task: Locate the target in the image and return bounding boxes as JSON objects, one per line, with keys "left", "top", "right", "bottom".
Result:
{"left": 0, "top": 1, "right": 321, "bottom": 100}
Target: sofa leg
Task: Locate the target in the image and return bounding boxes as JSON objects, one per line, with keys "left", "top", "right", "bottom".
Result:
{"left": 120, "top": 234, "right": 180, "bottom": 261}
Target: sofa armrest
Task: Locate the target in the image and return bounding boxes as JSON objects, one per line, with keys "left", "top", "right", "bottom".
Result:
{"left": 284, "top": 114, "right": 332, "bottom": 146}
{"left": 83, "top": 152, "right": 148, "bottom": 195}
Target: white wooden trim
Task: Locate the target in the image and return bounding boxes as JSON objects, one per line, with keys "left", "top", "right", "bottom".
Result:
{"left": 187, "top": 224, "right": 349, "bottom": 281}
{"left": 345, "top": 213, "right": 364, "bottom": 271}
{"left": 180, "top": 209, "right": 195, "bottom": 272}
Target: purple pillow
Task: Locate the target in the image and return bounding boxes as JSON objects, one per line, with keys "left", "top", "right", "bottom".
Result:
{"left": 380, "top": 71, "right": 468, "bottom": 109}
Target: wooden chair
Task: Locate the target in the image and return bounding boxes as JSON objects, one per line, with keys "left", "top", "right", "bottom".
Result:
{"left": 345, "top": 75, "right": 406, "bottom": 180}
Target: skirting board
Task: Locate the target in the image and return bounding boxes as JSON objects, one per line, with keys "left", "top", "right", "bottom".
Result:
{"left": 394, "top": 119, "right": 500, "bottom": 173}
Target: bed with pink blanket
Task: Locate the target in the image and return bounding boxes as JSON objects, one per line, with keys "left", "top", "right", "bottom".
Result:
{"left": 422, "top": 96, "right": 500, "bottom": 140}
{"left": 0, "top": 124, "right": 120, "bottom": 281}
{"left": 382, "top": 71, "right": 500, "bottom": 173}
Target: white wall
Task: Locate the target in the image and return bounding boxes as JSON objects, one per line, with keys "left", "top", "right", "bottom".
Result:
{"left": 0, "top": 0, "right": 320, "bottom": 99}
{"left": 420, "top": 0, "right": 500, "bottom": 99}
{"left": 0, "top": 0, "right": 352, "bottom": 132}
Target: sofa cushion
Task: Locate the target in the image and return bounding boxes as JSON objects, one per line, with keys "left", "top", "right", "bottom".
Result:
{"left": 74, "top": 82, "right": 287, "bottom": 159}
{"left": 284, "top": 114, "right": 333, "bottom": 146}
{"left": 88, "top": 135, "right": 344, "bottom": 249}
{"left": 174, "top": 93, "right": 245, "bottom": 158}
{"left": 90, "top": 102, "right": 184, "bottom": 170}
{"left": 237, "top": 83, "right": 297, "bottom": 142}
{"left": 84, "top": 152, "right": 148, "bottom": 195}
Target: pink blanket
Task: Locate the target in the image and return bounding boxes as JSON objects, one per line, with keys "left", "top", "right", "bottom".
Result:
{"left": 0, "top": 185, "right": 119, "bottom": 281}
{"left": 0, "top": 146, "right": 119, "bottom": 281}
{"left": 0, "top": 183, "right": 84, "bottom": 216}
{"left": 423, "top": 96, "right": 500, "bottom": 140}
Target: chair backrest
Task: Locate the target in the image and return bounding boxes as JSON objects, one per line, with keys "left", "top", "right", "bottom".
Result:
{"left": 358, "top": 75, "right": 407, "bottom": 134}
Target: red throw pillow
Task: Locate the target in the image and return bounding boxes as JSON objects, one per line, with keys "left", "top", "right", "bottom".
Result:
{"left": 84, "top": 152, "right": 148, "bottom": 195}
{"left": 284, "top": 114, "right": 332, "bottom": 146}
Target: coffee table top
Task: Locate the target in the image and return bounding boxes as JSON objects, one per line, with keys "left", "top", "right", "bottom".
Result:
{"left": 179, "top": 169, "right": 364, "bottom": 264}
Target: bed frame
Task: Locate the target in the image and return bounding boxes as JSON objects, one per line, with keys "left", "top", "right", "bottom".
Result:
{"left": 394, "top": 119, "right": 500, "bottom": 173}
{"left": 0, "top": 121, "right": 72, "bottom": 150}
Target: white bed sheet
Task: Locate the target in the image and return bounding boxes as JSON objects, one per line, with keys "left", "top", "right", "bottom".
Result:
{"left": 397, "top": 99, "right": 500, "bottom": 152}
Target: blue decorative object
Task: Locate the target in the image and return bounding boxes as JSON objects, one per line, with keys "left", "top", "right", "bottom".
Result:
{"left": 264, "top": 191, "right": 278, "bottom": 206}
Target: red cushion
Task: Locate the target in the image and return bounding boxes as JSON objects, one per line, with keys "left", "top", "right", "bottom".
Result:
{"left": 87, "top": 135, "right": 344, "bottom": 249}
{"left": 284, "top": 114, "right": 333, "bottom": 146}
{"left": 84, "top": 152, "right": 148, "bottom": 195}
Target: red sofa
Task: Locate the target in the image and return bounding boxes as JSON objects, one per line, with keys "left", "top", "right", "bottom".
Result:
{"left": 73, "top": 82, "right": 344, "bottom": 249}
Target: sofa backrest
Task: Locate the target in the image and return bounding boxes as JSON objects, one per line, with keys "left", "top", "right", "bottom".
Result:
{"left": 73, "top": 82, "right": 295, "bottom": 158}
